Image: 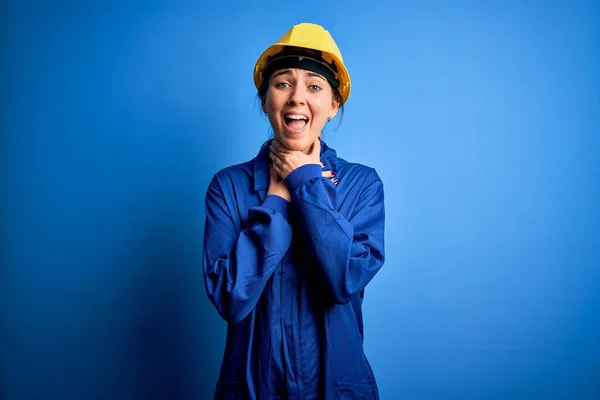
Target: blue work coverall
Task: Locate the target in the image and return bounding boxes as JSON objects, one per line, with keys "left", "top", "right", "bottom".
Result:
{"left": 203, "top": 140, "right": 385, "bottom": 400}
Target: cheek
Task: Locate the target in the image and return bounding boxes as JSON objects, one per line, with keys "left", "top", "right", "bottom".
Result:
{"left": 265, "top": 89, "right": 285, "bottom": 113}
{"left": 310, "top": 100, "right": 332, "bottom": 124}
{"left": 265, "top": 94, "right": 285, "bottom": 132}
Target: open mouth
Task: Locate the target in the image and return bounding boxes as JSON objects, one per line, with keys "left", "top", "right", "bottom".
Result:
{"left": 283, "top": 113, "right": 309, "bottom": 131}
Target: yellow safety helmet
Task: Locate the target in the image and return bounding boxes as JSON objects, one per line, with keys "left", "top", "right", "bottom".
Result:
{"left": 254, "top": 23, "right": 351, "bottom": 104}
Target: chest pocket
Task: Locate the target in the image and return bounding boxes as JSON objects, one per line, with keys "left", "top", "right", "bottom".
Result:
{"left": 336, "top": 381, "right": 378, "bottom": 400}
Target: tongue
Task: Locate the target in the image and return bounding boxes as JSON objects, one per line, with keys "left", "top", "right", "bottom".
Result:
{"left": 287, "top": 119, "right": 307, "bottom": 130}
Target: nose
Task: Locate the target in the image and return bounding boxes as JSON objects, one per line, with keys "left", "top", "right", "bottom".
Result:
{"left": 287, "top": 84, "right": 306, "bottom": 106}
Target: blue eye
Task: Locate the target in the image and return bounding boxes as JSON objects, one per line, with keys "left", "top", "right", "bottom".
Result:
{"left": 276, "top": 82, "right": 291, "bottom": 89}
{"left": 309, "top": 84, "right": 321, "bottom": 91}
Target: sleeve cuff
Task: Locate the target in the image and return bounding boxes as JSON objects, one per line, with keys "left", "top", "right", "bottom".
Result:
{"left": 262, "top": 195, "right": 290, "bottom": 219}
{"left": 285, "top": 164, "right": 322, "bottom": 192}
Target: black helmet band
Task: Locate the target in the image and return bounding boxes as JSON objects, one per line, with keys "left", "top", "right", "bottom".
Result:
{"left": 261, "top": 50, "right": 340, "bottom": 91}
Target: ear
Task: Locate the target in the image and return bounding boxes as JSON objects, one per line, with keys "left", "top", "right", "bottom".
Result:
{"left": 328, "top": 97, "right": 340, "bottom": 121}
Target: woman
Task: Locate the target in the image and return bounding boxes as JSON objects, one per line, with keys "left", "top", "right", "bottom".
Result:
{"left": 203, "top": 23, "right": 385, "bottom": 400}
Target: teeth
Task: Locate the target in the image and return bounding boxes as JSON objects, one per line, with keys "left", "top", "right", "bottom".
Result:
{"left": 286, "top": 114, "right": 308, "bottom": 120}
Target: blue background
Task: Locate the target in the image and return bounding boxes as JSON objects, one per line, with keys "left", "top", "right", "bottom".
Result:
{"left": 2, "top": 1, "right": 599, "bottom": 399}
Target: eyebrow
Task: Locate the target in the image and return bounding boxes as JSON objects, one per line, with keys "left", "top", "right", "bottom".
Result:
{"left": 271, "top": 69, "right": 293, "bottom": 79}
{"left": 306, "top": 72, "right": 327, "bottom": 81}
{"left": 271, "top": 69, "right": 327, "bottom": 81}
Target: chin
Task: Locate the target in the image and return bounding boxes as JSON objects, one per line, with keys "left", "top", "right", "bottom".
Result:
{"left": 275, "top": 133, "right": 316, "bottom": 152}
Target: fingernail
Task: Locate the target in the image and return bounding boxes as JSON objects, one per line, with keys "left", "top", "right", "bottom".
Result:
{"left": 321, "top": 162, "right": 326, "bottom": 167}
{"left": 331, "top": 171, "right": 336, "bottom": 176}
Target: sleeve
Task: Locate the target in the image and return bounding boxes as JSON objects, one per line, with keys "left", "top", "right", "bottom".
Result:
{"left": 202, "top": 175, "right": 292, "bottom": 324}
{"left": 286, "top": 165, "right": 385, "bottom": 305}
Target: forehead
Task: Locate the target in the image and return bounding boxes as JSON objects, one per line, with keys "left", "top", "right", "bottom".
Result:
{"left": 270, "top": 68, "right": 327, "bottom": 81}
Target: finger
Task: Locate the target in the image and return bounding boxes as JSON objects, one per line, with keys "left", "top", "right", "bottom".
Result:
{"left": 322, "top": 170, "right": 334, "bottom": 178}
{"left": 271, "top": 139, "right": 289, "bottom": 154}
{"left": 331, "top": 178, "right": 339, "bottom": 185}
{"left": 270, "top": 143, "right": 284, "bottom": 159}
{"left": 269, "top": 149, "right": 284, "bottom": 164}
{"left": 269, "top": 148, "right": 281, "bottom": 160}
{"left": 272, "top": 163, "right": 285, "bottom": 180}
{"left": 269, "top": 164, "right": 284, "bottom": 183}
{"left": 269, "top": 164, "right": 276, "bottom": 180}
{"left": 269, "top": 153, "right": 280, "bottom": 170}
{"left": 268, "top": 153, "right": 281, "bottom": 168}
